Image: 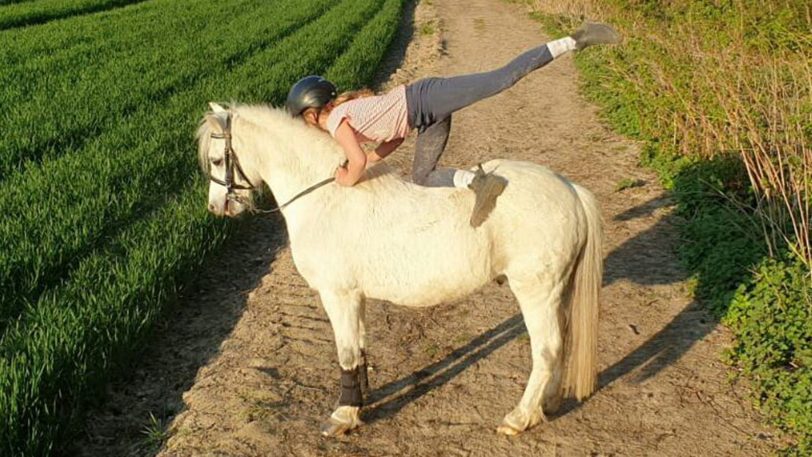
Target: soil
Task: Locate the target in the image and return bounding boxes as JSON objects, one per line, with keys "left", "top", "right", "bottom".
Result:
{"left": 75, "top": 0, "right": 781, "bottom": 455}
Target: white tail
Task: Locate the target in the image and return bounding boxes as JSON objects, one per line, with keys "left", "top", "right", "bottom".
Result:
{"left": 562, "top": 184, "right": 603, "bottom": 400}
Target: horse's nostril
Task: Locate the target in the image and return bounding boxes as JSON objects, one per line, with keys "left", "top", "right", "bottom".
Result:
{"left": 208, "top": 203, "right": 216, "bottom": 212}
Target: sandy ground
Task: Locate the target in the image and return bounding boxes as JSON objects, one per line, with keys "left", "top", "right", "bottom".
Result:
{"left": 75, "top": 0, "right": 781, "bottom": 455}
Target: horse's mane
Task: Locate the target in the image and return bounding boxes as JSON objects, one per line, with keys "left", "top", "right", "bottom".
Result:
{"left": 196, "top": 112, "right": 216, "bottom": 175}
{"left": 197, "top": 104, "right": 295, "bottom": 173}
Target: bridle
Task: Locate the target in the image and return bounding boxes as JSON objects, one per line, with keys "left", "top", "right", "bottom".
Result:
{"left": 209, "top": 112, "right": 254, "bottom": 201}
{"left": 207, "top": 110, "right": 335, "bottom": 213}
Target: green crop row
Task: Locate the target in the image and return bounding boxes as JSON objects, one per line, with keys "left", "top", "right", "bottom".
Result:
{"left": 1, "top": 0, "right": 404, "bottom": 453}
{"left": 0, "top": 0, "right": 314, "bottom": 178}
{"left": 0, "top": 182, "right": 229, "bottom": 456}
{"left": 326, "top": 0, "right": 404, "bottom": 88}
{"left": 0, "top": 0, "right": 144, "bottom": 30}
{"left": 0, "top": 0, "right": 343, "bottom": 327}
{"left": 0, "top": 0, "right": 37, "bottom": 7}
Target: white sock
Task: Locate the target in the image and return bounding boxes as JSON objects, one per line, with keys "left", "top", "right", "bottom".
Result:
{"left": 547, "top": 37, "right": 576, "bottom": 58}
{"left": 453, "top": 169, "right": 475, "bottom": 188}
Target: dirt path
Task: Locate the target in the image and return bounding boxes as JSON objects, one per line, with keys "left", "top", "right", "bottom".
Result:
{"left": 77, "top": 1, "right": 780, "bottom": 455}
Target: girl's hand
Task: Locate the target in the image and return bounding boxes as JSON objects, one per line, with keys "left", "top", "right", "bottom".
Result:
{"left": 373, "top": 138, "right": 404, "bottom": 161}
{"left": 335, "top": 165, "right": 354, "bottom": 186}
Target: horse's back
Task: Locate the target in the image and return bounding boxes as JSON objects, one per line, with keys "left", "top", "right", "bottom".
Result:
{"left": 482, "top": 159, "right": 590, "bottom": 279}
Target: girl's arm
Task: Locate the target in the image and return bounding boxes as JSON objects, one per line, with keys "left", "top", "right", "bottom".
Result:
{"left": 333, "top": 119, "right": 367, "bottom": 186}
{"left": 368, "top": 138, "right": 404, "bottom": 163}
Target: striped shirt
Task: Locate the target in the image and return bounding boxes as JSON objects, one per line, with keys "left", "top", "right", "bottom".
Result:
{"left": 326, "top": 84, "right": 410, "bottom": 143}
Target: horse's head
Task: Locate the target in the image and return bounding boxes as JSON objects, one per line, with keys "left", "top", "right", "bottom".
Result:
{"left": 198, "top": 102, "right": 258, "bottom": 217}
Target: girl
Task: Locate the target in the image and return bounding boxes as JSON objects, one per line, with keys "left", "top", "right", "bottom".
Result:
{"left": 285, "top": 22, "right": 619, "bottom": 227}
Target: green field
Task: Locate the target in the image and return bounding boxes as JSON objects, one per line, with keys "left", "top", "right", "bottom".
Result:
{"left": 0, "top": 0, "right": 147, "bottom": 29}
{"left": 0, "top": 0, "right": 405, "bottom": 454}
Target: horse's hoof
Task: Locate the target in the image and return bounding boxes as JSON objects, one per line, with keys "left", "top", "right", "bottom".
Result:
{"left": 497, "top": 407, "right": 544, "bottom": 435}
{"left": 496, "top": 423, "right": 523, "bottom": 436}
{"left": 320, "top": 406, "right": 361, "bottom": 437}
{"left": 320, "top": 417, "right": 354, "bottom": 437}
{"left": 497, "top": 412, "right": 526, "bottom": 436}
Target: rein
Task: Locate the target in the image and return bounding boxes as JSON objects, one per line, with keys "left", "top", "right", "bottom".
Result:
{"left": 209, "top": 111, "right": 335, "bottom": 214}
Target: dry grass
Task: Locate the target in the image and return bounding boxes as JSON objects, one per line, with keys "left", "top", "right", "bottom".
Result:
{"left": 534, "top": 0, "right": 812, "bottom": 271}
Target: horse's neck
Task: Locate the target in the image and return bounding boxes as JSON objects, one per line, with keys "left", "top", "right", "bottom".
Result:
{"left": 238, "top": 109, "right": 344, "bottom": 206}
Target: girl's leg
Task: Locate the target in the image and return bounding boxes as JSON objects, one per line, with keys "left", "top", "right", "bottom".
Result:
{"left": 408, "top": 38, "right": 574, "bottom": 130}
{"left": 412, "top": 116, "right": 457, "bottom": 186}
{"left": 406, "top": 23, "right": 619, "bottom": 130}
{"left": 420, "top": 43, "right": 561, "bottom": 122}
{"left": 407, "top": 38, "right": 579, "bottom": 187}
{"left": 410, "top": 113, "right": 507, "bottom": 228}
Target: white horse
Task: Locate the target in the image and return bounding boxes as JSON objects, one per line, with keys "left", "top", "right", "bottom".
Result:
{"left": 198, "top": 102, "right": 603, "bottom": 436}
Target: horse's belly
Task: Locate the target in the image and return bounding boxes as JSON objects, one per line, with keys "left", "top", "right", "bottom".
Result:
{"left": 357, "top": 243, "right": 493, "bottom": 307}
{"left": 292, "top": 230, "right": 494, "bottom": 307}
{"left": 363, "top": 271, "right": 488, "bottom": 307}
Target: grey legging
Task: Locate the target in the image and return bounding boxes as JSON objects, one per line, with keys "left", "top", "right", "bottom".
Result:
{"left": 406, "top": 43, "right": 554, "bottom": 186}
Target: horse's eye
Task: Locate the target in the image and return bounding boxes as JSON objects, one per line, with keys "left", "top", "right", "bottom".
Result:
{"left": 211, "top": 158, "right": 223, "bottom": 166}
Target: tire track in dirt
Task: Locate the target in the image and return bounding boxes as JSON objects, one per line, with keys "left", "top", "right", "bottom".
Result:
{"left": 76, "top": 0, "right": 780, "bottom": 455}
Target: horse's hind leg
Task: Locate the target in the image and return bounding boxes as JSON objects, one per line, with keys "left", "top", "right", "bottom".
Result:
{"left": 319, "top": 289, "right": 365, "bottom": 437}
{"left": 497, "top": 276, "right": 565, "bottom": 436}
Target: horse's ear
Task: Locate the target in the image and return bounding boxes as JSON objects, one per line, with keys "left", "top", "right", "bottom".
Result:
{"left": 205, "top": 111, "right": 228, "bottom": 133}
{"left": 208, "top": 102, "right": 226, "bottom": 113}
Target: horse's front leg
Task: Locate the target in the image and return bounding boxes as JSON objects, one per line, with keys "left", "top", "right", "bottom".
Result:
{"left": 358, "top": 296, "right": 369, "bottom": 393}
{"left": 319, "top": 289, "right": 365, "bottom": 437}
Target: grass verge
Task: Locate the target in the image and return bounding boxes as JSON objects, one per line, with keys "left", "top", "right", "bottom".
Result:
{"left": 529, "top": 1, "right": 811, "bottom": 453}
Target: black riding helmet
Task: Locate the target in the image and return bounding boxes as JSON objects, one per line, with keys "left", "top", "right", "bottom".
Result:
{"left": 285, "top": 75, "right": 338, "bottom": 117}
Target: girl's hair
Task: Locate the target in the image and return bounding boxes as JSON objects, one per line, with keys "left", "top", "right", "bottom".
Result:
{"left": 303, "top": 88, "right": 374, "bottom": 124}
